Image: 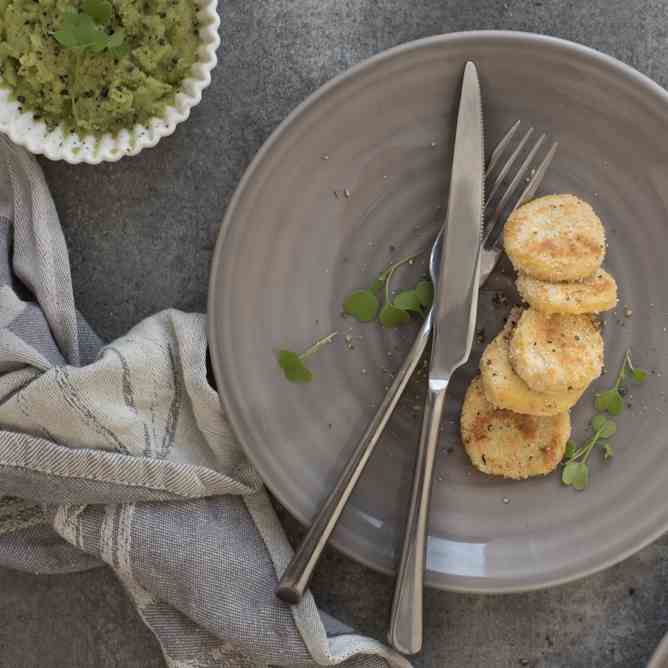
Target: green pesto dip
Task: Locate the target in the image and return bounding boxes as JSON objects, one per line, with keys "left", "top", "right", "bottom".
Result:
{"left": 0, "top": 0, "right": 199, "bottom": 134}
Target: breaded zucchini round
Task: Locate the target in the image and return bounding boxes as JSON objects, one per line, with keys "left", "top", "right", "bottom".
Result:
{"left": 508, "top": 309, "right": 603, "bottom": 393}
{"left": 480, "top": 308, "right": 583, "bottom": 416}
{"left": 461, "top": 376, "right": 571, "bottom": 479}
{"left": 504, "top": 194, "right": 606, "bottom": 281}
{"left": 517, "top": 269, "right": 618, "bottom": 314}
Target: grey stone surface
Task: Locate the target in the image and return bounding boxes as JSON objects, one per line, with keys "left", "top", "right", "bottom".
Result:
{"left": 1, "top": 1, "right": 668, "bottom": 667}
{"left": 0, "top": 566, "right": 165, "bottom": 668}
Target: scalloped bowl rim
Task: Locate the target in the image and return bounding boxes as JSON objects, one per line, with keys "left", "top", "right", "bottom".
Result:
{"left": 0, "top": 0, "right": 220, "bottom": 164}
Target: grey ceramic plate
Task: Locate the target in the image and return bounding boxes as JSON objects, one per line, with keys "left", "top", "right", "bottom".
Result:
{"left": 209, "top": 31, "right": 668, "bottom": 592}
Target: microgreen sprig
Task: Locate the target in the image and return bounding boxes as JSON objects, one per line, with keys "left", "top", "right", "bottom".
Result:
{"left": 562, "top": 349, "right": 648, "bottom": 490}
{"left": 343, "top": 251, "right": 433, "bottom": 329}
{"left": 562, "top": 414, "right": 617, "bottom": 490}
{"left": 378, "top": 255, "right": 416, "bottom": 328}
{"left": 277, "top": 332, "right": 338, "bottom": 383}
{"left": 595, "top": 350, "right": 647, "bottom": 416}
{"left": 389, "top": 278, "right": 434, "bottom": 322}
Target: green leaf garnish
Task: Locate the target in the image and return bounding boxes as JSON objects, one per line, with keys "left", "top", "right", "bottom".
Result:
{"left": 379, "top": 304, "right": 411, "bottom": 328}
{"left": 571, "top": 462, "right": 589, "bottom": 490}
{"left": 82, "top": 0, "right": 112, "bottom": 24}
{"left": 632, "top": 368, "right": 647, "bottom": 383}
{"left": 343, "top": 290, "right": 379, "bottom": 322}
{"left": 561, "top": 461, "right": 578, "bottom": 485}
{"left": 594, "top": 390, "right": 611, "bottom": 412}
{"left": 562, "top": 416, "right": 616, "bottom": 489}
{"left": 341, "top": 249, "right": 425, "bottom": 328}
{"left": 599, "top": 420, "right": 617, "bottom": 439}
{"left": 625, "top": 350, "right": 647, "bottom": 384}
{"left": 393, "top": 290, "right": 422, "bottom": 314}
{"left": 591, "top": 414, "right": 607, "bottom": 432}
{"left": 54, "top": 15, "right": 82, "bottom": 48}
{"left": 591, "top": 415, "right": 616, "bottom": 437}
{"left": 595, "top": 350, "right": 649, "bottom": 416}
{"left": 107, "top": 29, "right": 125, "bottom": 48}
{"left": 110, "top": 43, "right": 130, "bottom": 58}
{"left": 54, "top": 4, "right": 126, "bottom": 55}
{"left": 55, "top": 10, "right": 101, "bottom": 49}
{"left": 277, "top": 350, "right": 312, "bottom": 383}
{"left": 595, "top": 389, "right": 624, "bottom": 416}
{"left": 562, "top": 461, "right": 588, "bottom": 490}
{"left": 415, "top": 279, "right": 434, "bottom": 309}
{"left": 606, "top": 392, "right": 624, "bottom": 416}
{"left": 276, "top": 332, "right": 337, "bottom": 383}
{"left": 370, "top": 275, "right": 386, "bottom": 294}
{"left": 563, "top": 349, "right": 648, "bottom": 491}
{"left": 562, "top": 461, "right": 589, "bottom": 490}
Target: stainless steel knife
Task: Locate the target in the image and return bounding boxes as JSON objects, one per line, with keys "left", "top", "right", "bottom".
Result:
{"left": 387, "top": 60, "right": 485, "bottom": 655}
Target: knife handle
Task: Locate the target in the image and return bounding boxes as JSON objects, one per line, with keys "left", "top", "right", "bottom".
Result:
{"left": 388, "top": 378, "right": 448, "bottom": 655}
{"left": 276, "top": 314, "right": 433, "bottom": 605}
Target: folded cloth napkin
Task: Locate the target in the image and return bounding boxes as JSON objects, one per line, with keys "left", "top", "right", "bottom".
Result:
{"left": 0, "top": 137, "right": 411, "bottom": 668}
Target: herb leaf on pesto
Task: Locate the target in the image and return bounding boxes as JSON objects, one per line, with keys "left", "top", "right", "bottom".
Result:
{"left": 1, "top": 0, "right": 200, "bottom": 134}
{"left": 82, "top": 0, "right": 113, "bottom": 25}
{"left": 54, "top": 5, "right": 125, "bottom": 55}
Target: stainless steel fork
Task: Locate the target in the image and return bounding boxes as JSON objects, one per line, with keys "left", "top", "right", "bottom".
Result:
{"left": 276, "top": 121, "right": 558, "bottom": 606}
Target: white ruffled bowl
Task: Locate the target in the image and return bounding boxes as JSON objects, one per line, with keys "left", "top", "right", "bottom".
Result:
{"left": 0, "top": 0, "right": 220, "bottom": 164}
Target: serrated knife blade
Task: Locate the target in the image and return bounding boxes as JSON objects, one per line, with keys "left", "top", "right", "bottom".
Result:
{"left": 429, "top": 60, "right": 485, "bottom": 381}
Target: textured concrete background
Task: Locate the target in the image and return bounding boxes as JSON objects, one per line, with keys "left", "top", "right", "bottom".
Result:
{"left": 1, "top": 1, "right": 668, "bottom": 666}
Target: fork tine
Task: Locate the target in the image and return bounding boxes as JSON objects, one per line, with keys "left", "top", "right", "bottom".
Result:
{"left": 429, "top": 120, "right": 527, "bottom": 263}
{"left": 485, "top": 126, "right": 534, "bottom": 207}
{"left": 484, "top": 133, "right": 547, "bottom": 247}
{"left": 512, "top": 141, "right": 558, "bottom": 212}
{"left": 486, "top": 120, "right": 521, "bottom": 175}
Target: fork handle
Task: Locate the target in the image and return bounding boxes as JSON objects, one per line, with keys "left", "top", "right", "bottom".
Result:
{"left": 388, "top": 379, "right": 448, "bottom": 655}
{"left": 276, "top": 314, "right": 433, "bottom": 605}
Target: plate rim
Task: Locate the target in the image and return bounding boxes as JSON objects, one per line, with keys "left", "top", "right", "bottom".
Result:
{"left": 649, "top": 632, "right": 668, "bottom": 668}
{"left": 208, "top": 30, "right": 668, "bottom": 593}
